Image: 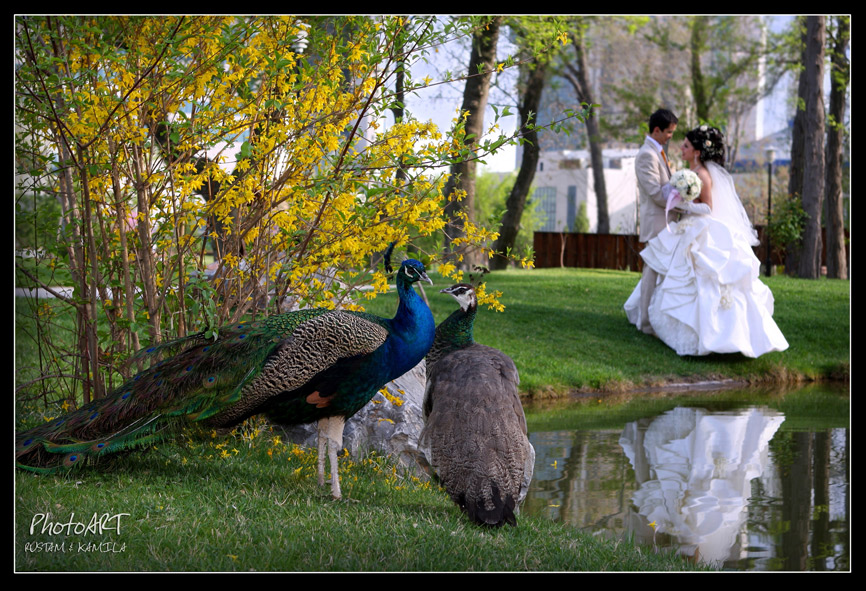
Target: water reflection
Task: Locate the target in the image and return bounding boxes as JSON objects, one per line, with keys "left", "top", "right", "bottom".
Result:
{"left": 523, "top": 386, "right": 849, "bottom": 571}
{"left": 619, "top": 407, "right": 782, "bottom": 567}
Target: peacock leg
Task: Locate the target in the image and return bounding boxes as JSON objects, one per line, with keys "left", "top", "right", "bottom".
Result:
{"left": 316, "top": 415, "right": 346, "bottom": 499}
{"left": 326, "top": 415, "right": 345, "bottom": 499}
{"left": 316, "top": 419, "right": 328, "bottom": 488}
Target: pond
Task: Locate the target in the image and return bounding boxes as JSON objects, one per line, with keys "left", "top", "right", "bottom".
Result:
{"left": 522, "top": 382, "right": 849, "bottom": 572}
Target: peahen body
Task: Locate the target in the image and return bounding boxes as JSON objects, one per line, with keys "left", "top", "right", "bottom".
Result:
{"left": 16, "top": 259, "right": 435, "bottom": 500}
{"left": 419, "top": 284, "right": 535, "bottom": 527}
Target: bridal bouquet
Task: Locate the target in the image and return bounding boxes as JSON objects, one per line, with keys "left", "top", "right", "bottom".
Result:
{"left": 665, "top": 169, "right": 702, "bottom": 230}
{"left": 670, "top": 169, "right": 702, "bottom": 202}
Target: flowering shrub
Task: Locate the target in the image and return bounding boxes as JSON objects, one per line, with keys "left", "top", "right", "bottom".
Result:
{"left": 15, "top": 16, "right": 570, "bottom": 401}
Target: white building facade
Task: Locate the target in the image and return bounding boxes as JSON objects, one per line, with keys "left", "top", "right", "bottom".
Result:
{"left": 532, "top": 148, "right": 640, "bottom": 235}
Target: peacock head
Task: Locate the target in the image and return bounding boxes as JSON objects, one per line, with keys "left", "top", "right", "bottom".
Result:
{"left": 399, "top": 259, "right": 433, "bottom": 287}
{"left": 441, "top": 283, "right": 476, "bottom": 313}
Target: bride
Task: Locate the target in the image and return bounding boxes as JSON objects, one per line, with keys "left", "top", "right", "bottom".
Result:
{"left": 624, "top": 125, "right": 789, "bottom": 358}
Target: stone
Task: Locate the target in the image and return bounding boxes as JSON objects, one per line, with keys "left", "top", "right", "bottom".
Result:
{"left": 276, "top": 361, "right": 428, "bottom": 473}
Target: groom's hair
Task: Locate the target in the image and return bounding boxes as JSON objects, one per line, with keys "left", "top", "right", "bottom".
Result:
{"left": 649, "top": 109, "right": 678, "bottom": 133}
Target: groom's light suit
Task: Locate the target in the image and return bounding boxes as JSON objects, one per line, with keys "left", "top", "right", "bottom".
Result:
{"left": 635, "top": 135, "right": 673, "bottom": 333}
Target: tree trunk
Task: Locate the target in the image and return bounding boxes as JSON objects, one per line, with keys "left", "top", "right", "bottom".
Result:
{"left": 565, "top": 30, "right": 609, "bottom": 233}
{"left": 77, "top": 147, "right": 106, "bottom": 400}
{"left": 586, "top": 116, "right": 608, "bottom": 233}
{"left": 690, "top": 17, "right": 710, "bottom": 122}
{"left": 788, "top": 17, "right": 808, "bottom": 203}
{"left": 443, "top": 16, "right": 501, "bottom": 269}
{"left": 824, "top": 16, "right": 849, "bottom": 280}
{"left": 490, "top": 57, "right": 547, "bottom": 270}
{"left": 797, "top": 16, "right": 826, "bottom": 279}
{"left": 109, "top": 142, "right": 141, "bottom": 357}
{"left": 131, "top": 143, "right": 162, "bottom": 341}
{"left": 784, "top": 17, "right": 808, "bottom": 275}
{"left": 389, "top": 22, "right": 407, "bottom": 185}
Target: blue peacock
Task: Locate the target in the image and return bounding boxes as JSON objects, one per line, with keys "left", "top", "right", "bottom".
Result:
{"left": 16, "top": 257, "right": 435, "bottom": 500}
{"left": 419, "top": 283, "right": 535, "bottom": 526}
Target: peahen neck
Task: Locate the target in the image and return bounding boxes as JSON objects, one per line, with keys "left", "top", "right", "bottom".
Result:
{"left": 428, "top": 303, "right": 476, "bottom": 367}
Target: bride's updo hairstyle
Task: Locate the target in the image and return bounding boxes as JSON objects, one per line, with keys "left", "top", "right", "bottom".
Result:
{"left": 686, "top": 125, "right": 726, "bottom": 166}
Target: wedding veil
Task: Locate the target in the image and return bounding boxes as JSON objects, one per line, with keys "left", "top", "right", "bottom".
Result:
{"left": 706, "top": 162, "right": 760, "bottom": 246}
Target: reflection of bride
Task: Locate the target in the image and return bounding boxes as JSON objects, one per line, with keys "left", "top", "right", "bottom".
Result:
{"left": 619, "top": 407, "right": 784, "bottom": 567}
{"left": 624, "top": 125, "right": 789, "bottom": 358}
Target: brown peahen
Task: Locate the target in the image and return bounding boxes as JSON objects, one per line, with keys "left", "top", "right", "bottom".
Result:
{"left": 16, "top": 258, "right": 435, "bottom": 500}
{"left": 419, "top": 284, "right": 535, "bottom": 526}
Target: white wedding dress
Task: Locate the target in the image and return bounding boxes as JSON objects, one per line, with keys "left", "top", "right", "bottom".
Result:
{"left": 624, "top": 162, "right": 789, "bottom": 358}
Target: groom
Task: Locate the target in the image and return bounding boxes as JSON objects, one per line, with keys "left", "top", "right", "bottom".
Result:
{"left": 635, "top": 108, "right": 678, "bottom": 335}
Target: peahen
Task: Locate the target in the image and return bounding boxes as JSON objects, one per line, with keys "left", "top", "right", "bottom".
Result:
{"left": 419, "top": 284, "right": 535, "bottom": 527}
{"left": 16, "top": 258, "right": 435, "bottom": 500}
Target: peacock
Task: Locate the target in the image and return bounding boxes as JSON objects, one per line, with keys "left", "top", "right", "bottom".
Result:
{"left": 16, "top": 258, "right": 435, "bottom": 500}
{"left": 419, "top": 283, "right": 535, "bottom": 527}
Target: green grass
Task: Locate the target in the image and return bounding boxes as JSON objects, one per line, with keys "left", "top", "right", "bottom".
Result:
{"left": 364, "top": 267, "right": 849, "bottom": 396}
{"left": 15, "top": 428, "right": 706, "bottom": 572}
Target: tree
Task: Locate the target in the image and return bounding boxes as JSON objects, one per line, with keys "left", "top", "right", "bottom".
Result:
{"left": 561, "top": 17, "right": 609, "bottom": 233}
{"left": 823, "top": 15, "right": 849, "bottom": 280}
{"left": 489, "top": 56, "right": 546, "bottom": 270}
{"left": 617, "top": 16, "right": 788, "bottom": 164}
{"left": 488, "top": 17, "right": 562, "bottom": 270}
{"left": 787, "top": 17, "right": 808, "bottom": 211}
{"left": 442, "top": 16, "right": 502, "bottom": 269}
{"left": 582, "top": 16, "right": 680, "bottom": 144}
{"left": 686, "top": 16, "right": 790, "bottom": 162}
{"left": 795, "top": 16, "right": 826, "bottom": 279}
{"left": 689, "top": 17, "right": 711, "bottom": 122}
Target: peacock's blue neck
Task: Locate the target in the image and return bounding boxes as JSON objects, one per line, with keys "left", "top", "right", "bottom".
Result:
{"left": 390, "top": 277, "right": 435, "bottom": 366}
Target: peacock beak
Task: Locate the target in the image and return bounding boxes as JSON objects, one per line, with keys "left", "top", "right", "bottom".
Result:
{"left": 421, "top": 271, "right": 433, "bottom": 285}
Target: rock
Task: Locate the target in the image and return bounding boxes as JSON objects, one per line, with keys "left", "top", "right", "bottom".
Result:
{"left": 276, "top": 361, "right": 428, "bottom": 473}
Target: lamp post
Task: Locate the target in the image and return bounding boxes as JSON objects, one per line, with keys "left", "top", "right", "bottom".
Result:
{"left": 764, "top": 146, "right": 777, "bottom": 277}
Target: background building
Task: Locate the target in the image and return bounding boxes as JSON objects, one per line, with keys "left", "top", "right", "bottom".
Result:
{"left": 532, "top": 149, "right": 639, "bottom": 235}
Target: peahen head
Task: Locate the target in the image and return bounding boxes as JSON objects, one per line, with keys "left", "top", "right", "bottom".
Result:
{"left": 441, "top": 283, "right": 476, "bottom": 313}
{"left": 397, "top": 259, "right": 433, "bottom": 288}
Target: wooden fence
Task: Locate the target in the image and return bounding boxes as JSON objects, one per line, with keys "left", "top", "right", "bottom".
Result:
{"left": 533, "top": 231, "right": 646, "bottom": 271}
{"left": 533, "top": 226, "right": 844, "bottom": 272}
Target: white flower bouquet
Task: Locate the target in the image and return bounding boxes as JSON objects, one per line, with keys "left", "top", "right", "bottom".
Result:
{"left": 665, "top": 168, "right": 703, "bottom": 231}
{"left": 670, "top": 169, "right": 701, "bottom": 202}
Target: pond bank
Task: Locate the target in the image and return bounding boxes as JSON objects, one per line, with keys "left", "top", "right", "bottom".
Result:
{"left": 523, "top": 371, "right": 850, "bottom": 402}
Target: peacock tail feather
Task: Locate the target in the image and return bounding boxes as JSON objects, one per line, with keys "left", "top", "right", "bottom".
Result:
{"left": 16, "top": 310, "right": 329, "bottom": 472}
